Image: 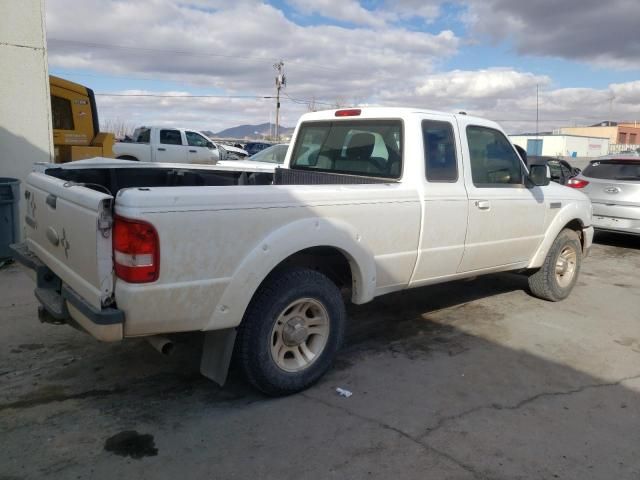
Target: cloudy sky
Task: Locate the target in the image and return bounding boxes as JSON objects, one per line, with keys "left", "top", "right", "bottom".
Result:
{"left": 45, "top": 0, "right": 640, "bottom": 134}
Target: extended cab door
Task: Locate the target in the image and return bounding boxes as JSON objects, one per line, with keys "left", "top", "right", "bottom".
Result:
{"left": 153, "top": 129, "right": 187, "bottom": 163}
{"left": 185, "top": 131, "right": 220, "bottom": 164}
{"left": 457, "top": 119, "right": 546, "bottom": 272}
{"left": 410, "top": 117, "right": 469, "bottom": 284}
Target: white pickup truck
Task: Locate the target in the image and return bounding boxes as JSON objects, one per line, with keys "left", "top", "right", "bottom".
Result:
{"left": 113, "top": 126, "right": 248, "bottom": 163}
{"left": 12, "top": 107, "right": 593, "bottom": 395}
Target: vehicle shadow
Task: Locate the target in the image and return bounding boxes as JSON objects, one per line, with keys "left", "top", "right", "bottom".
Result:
{"left": 594, "top": 230, "right": 640, "bottom": 250}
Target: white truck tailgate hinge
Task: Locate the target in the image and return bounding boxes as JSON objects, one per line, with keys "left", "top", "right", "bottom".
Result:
{"left": 97, "top": 199, "right": 114, "bottom": 238}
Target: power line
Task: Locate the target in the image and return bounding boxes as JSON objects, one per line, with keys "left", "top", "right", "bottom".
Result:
{"left": 95, "top": 93, "right": 274, "bottom": 99}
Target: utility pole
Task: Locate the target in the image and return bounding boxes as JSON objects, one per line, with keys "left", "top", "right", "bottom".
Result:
{"left": 274, "top": 60, "right": 285, "bottom": 142}
{"left": 536, "top": 83, "right": 540, "bottom": 138}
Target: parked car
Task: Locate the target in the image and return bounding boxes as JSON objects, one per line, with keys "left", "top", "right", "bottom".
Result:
{"left": 114, "top": 126, "right": 247, "bottom": 163}
{"left": 246, "top": 143, "right": 288, "bottom": 164}
{"left": 244, "top": 141, "right": 273, "bottom": 156}
{"left": 567, "top": 156, "right": 640, "bottom": 235}
{"left": 217, "top": 144, "right": 289, "bottom": 172}
{"left": 216, "top": 142, "right": 249, "bottom": 160}
{"left": 528, "top": 156, "right": 581, "bottom": 185}
{"left": 12, "top": 107, "right": 593, "bottom": 396}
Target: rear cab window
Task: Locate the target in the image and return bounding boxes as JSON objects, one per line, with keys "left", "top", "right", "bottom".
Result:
{"left": 423, "top": 120, "right": 458, "bottom": 182}
{"left": 582, "top": 160, "right": 640, "bottom": 180}
{"left": 289, "top": 120, "right": 403, "bottom": 179}
{"left": 134, "top": 127, "right": 151, "bottom": 143}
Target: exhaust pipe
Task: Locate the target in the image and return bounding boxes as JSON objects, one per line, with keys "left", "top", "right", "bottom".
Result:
{"left": 146, "top": 335, "right": 174, "bottom": 355}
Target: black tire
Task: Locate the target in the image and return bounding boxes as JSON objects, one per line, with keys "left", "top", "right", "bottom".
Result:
{"left": 235, "top": 267, "right": 346, "bottom": 396}
{"left": 116, "top": 155, "right": 139, "bottom": 161}
{"left": 528, "top": 228, "right": 582, "bottom": 301}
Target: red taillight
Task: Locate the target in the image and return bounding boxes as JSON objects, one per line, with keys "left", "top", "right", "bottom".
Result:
{"left": 335, "top": 109, "right": 361, "bottom": 117}
{"left": 113, "top": 216, "right": 159, "bottom": 283}
{"left": 567, "top": 178, "right": 589, "bottom": 189}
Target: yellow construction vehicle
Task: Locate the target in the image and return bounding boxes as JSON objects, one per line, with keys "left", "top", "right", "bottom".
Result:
{"left": 50, "top": 75, "right": 114, "bottom": 163}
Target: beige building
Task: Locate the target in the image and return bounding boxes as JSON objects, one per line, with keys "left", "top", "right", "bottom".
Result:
{"left": 559, "top": 122, "right": 640, "bottom": 146}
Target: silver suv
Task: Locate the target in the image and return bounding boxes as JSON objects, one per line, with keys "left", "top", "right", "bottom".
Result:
{"left": 568, "top": 156, "right": 640, "bottom": 235}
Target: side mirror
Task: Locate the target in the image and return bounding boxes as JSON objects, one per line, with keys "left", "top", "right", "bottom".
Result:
{"left": 528, "top": 164, "right": 550, "bottom": 187}
{"left": 206, "top": 141, "right": 216, "bottom": 149}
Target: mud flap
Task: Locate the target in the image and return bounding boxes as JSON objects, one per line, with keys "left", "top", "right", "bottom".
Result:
{"left": 200, "top": 328, "right": 237, "bottom": 386}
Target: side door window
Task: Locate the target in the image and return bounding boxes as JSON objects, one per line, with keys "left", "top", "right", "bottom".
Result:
{"left": 466, "top": 126, "right": 524, "bottom": 187}
{"left": 160, "top": 129, "right": 183, "bottom": 145}
{"left": 423, "top": 120, "right": 458, "bottom": 182}
{"left": 185, "top": 131, "right": 209, "bottom": 147}
{"left": 548, "top": 161, "right": 563, "bottom": 183}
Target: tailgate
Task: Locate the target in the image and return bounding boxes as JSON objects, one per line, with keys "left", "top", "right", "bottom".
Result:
{"left": 24, "top": 172, "right": 114, "bottom": 309}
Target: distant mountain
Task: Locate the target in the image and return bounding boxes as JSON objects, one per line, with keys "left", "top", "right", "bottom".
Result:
{"left": 211, "top": 123, "right": 294, "bottom": 139}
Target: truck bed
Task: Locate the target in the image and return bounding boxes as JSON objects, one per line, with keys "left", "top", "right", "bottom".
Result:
{"left": 42, "top": 160, "right": 393, "bottom": 196}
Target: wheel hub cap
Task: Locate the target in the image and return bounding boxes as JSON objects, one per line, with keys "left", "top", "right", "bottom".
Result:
{"left": 555, "top": 245, "right": 577, "bottom": 288}
{"left": 282, "top": 317, "right": 309, "bottom": 346}
{"left": 269, "top": 298, "right": 330, "bottom": 373}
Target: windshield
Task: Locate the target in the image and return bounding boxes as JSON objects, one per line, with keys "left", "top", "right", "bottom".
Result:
{"left": 249, "top": 144, "right": 288, "bottom": 163}
{"left": 582, "top": 160, "right": 640, "bottom": 180}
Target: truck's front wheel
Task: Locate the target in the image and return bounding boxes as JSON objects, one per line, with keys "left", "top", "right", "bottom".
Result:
{"left": 527, "top": 228, "right": 582, "bottom": 301}
{"left": 236, "top": 268, "right": 346, "bottom": 396}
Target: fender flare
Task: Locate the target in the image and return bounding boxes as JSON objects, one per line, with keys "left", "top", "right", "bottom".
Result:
{"left": 203, "top": 217, "right": 377, "bottom": 330}
{"left": 528, "top": 202, "right": 590, "bottom": 268}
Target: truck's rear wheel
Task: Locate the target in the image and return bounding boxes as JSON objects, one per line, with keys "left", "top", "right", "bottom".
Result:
{"left": 527, "top": 228, "right": 582, "bottom": 301}
{"left": 236, "top": 268, "right": 346, "bottom": 396}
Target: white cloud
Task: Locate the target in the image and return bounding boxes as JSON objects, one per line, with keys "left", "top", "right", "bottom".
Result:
{"left": 285, "top": 0, "right": 387, "bottom": 27}
{"left": 45, "top": 1, "right": 640, "bottom": 134}
{"left": 415, "top": 68, "right": 549, "bottom": 103}
{"left": 460, "top": 0, "right": 640, "bottom": 68}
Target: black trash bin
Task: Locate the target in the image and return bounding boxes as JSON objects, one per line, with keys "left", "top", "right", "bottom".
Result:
{"left": 0, "top": 177, "right": 20, "bottom": 259}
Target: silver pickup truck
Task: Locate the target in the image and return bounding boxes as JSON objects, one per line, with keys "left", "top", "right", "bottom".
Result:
{"left": 12, "top": 107, "right": 593, "bottom": 395}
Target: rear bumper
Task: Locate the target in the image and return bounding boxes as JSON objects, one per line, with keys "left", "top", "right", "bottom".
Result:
{"left": 592, "top": 203, "right": 640, "bottom": 235}
{"left": 9, "top": 242, "right": 124, "bottom": 342}
{"left": 592, "top": 216, "right": 640, "bottom": 235}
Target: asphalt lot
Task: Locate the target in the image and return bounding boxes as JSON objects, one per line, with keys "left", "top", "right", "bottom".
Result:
{"left": 1, "top": 232, "right": 639, "bottom": 480}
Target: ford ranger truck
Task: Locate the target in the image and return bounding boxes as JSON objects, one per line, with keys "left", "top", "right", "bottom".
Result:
{"left": 11, "top": 107, "right": 594, "bottom": 396}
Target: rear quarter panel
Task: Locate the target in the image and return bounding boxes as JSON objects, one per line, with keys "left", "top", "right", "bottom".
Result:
{"left": 114, "top": 183, "right": 421, "bottom": 336}
{"left": 112, "top": 142, "right": 151, "bottom": 161}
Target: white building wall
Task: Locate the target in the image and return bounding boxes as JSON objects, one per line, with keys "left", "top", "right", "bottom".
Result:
{"left": 509, "top": 135, "right": 608, "bottom": 158}
{"left": 0, "top": 0, "right": 53, "bottom": 182}
{"left": 564, "top": 136, "right": 608, "bottom": 157}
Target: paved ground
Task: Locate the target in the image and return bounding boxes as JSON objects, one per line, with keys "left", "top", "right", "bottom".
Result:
{"left": 1, "top": 232, "right": 639, "bottom": 480}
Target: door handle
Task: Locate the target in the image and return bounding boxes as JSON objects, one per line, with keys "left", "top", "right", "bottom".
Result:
{"left": 157, "top": 147, "right": 166, "bottom": 151}
{"left": 189, "top": 149, "right": 197, "bottom": 153}
{"left": 46, "top": 194, "right": 57, "bottom": 209}
{"left": 475, "top": 200, "right": 491, "bottom": 210}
